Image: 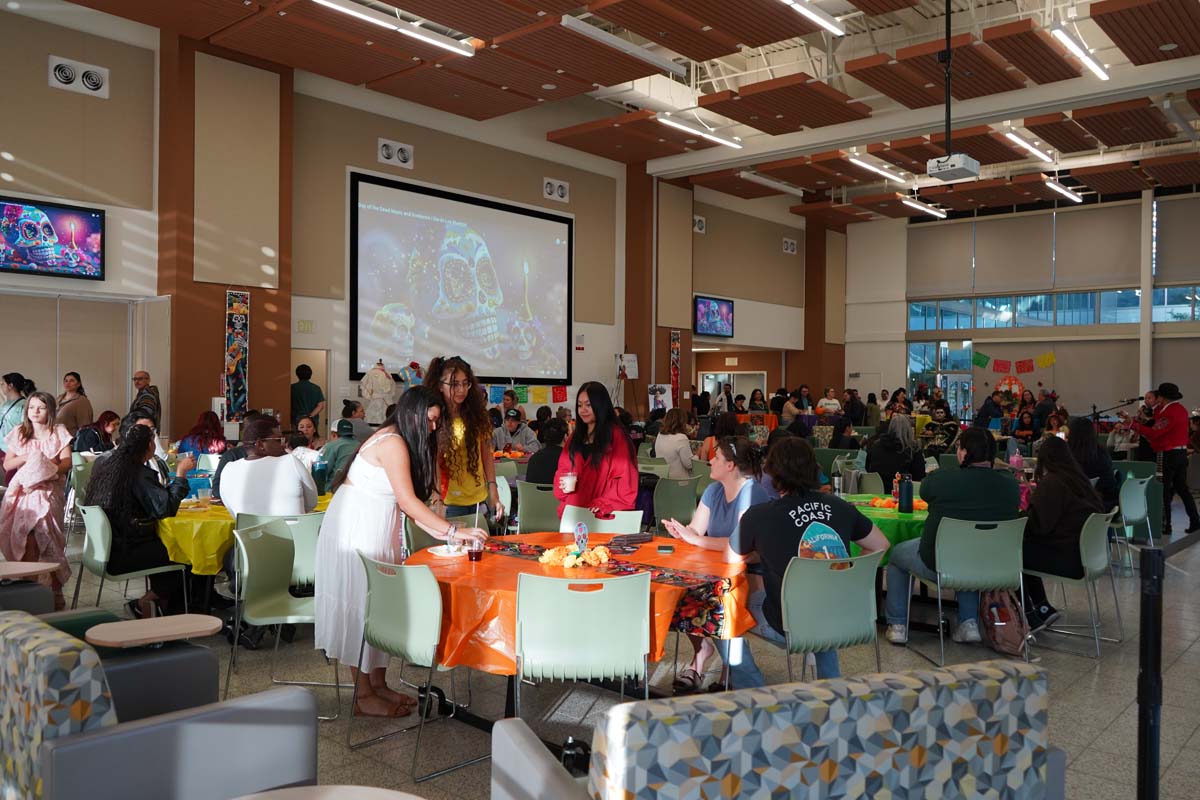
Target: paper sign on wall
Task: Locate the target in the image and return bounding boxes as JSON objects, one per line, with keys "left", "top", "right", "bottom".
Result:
{"left": 1016, "top": 359, "right": 1035, "bottom": 374}
{"left": 972, "top": 351, "right": 991, "bottom": 368}
{"left": 552, "top": 385, "right": 568, "bottom": 403}
{"left": 488, "top": 385, "right": 506, "bottom": 404}
{"left": 648, "top": 384, "right": 673, "bottom": 412}
{"left": 616, "top": 354, "right": 639, "bottom": 380}
{"left": 992, "top": 359, "right": 1012, "bottom": 374}
{"left": 514, "top": 385, "right": 529, "bottom": 403}
{"left": 1036, "top": 351, "right": 1057, "bottom": 368}
{"left": 530, "top": 386, "right": 549, "bottom": 405}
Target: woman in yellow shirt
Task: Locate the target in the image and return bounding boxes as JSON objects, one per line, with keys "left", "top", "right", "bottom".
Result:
{"left": 424, "top": 356, "right": 503, "bottom": 521}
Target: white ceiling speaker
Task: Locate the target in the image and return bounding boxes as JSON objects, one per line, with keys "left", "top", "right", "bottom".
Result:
{"left": 48, "top": 55, "right": 109, "bottom": 99}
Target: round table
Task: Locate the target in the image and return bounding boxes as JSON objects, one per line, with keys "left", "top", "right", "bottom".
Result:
{"left": 236, "top": 787, "right": 426, "bottom": 800}
{"left": 405, "top": 532, "right": 755, "bottom": 675}
{"left": 157, "top": 494, "right": 331, "bottom": 575}
{"left": 842, "top": 493, "right": 928, "bottom": 565}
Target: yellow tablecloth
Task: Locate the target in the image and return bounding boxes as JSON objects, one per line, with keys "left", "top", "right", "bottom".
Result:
{"left": 157, "top": 494, "right": 331, "bottom": 576}
{"left": 913, "top": 414, "right": 932, "bottom": 435}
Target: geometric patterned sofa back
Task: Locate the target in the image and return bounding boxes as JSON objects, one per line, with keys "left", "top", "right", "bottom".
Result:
{"left": 587, "top": 660, "right": 1048, "bottom": 799}
{"left": 0, "top": 611, "right": 117, "bottom": 799}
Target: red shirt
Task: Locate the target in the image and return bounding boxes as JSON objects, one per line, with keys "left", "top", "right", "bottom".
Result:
{"left": 552, "top": 431, "right": 638, "bottom": 516}
{"left": 1131, "top": 400, "right": 1190, "bottom": 451}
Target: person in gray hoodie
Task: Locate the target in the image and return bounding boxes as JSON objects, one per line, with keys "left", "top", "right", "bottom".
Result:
{"left": 493, "top": 408, "right": 540, "bottom": 453}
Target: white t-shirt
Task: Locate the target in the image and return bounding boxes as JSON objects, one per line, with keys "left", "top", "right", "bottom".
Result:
{"left": 816, "top": 398, "right": 842, "bottom": 414}
{"left": 289, "top": 446, "right": 321, "bottom": 470}
{"left": 219, "top": 454, "right": 318, "bottom": 521}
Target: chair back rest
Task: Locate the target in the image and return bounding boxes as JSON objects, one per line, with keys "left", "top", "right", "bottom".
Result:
{"left": 516, "top": 480, "right": 560, "bottom": 534}
{"left": 1080, "top": 509, "right": 1119, "bottom": 579}
{"left": 692, "top": 468, "right": 715, "bottom": 500}
{"left": 71, "top": 458, "right": 95, "bottom": 498}
{"left": 813, "top": 448, "right": 855, "bottom": 476}
{"left": 403, "top": 515, "right": 441, "bottom": 554}
{"left": 78, "top": 505, "right": 113, "bottom": 576}
{"left": 637, "top": 461, "right": 669, "bottom": 478}
{"left": 235, "top": 512, "right": 325, "bottom": 586}
{"left": 781, "top": 549, "right": 884, "bottom": 653}
{"left": 495, "top": 476, "right": 512, "bottom": 522}
{"left": 934, "top": 517, "right": 1027, "bottom": 591}
{"left": 515, "top": 572, "right": 650, "bottom": 681}
{"left": 494, "top": 460, "right": 518, "bottom": 480}
{"left": 652, "top": 477, "right": 700, "bottom": 529}
{"left": 232, "top": 521, "right": 296, "bottom": 616}
{"left": 71, "top": 451, "right": 86, "bottom": 467}
{"left": 196, "top": 453, "right": 221, "bottom": 472}
{"left": 559, "top": 505, "right": 643, "bottom": 535}
{"left": 858, "top": 472, "right": 885, "bottom": 496}
{"left": 358, "top": 554, "right": 442, "bottom": 667}
{"left": 1118, "top": 477, "right": 1152, "bottom": 525}
{"left": 637, "top": 441, "right": 653, "bottom": 460}
{"left": 1120, "top": 460, "right": 1157, "bottom": 480}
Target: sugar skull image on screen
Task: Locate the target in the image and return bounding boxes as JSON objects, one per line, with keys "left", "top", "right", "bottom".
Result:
{"left": 432, "top": 222, "right": 504, "bottom": 359}
{"left": 369, "top": 302, "right": 417, "bottom": 368}
{"left": 0, "top": 202, "right": 102, "bottom": 278}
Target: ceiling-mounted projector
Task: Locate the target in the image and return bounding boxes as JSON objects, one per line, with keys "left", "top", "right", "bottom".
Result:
{"left": 927, "top": 153, "right": 980, "bottom": 182}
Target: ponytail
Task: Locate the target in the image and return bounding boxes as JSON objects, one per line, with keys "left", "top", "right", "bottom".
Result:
{"left": 3, "top": 372, "right": 34, "bottom": 397}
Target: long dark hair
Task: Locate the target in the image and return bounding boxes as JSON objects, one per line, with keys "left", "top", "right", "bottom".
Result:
{"left": 85, "top": 423, "right": 156, "bottom": 523}
{"left": 422, "top": 356, "right": 489, "bottom": 490}
{"left": 712, "top": 411, "right": 740, "bottom": 439}
{"left": 1067, "top": 417, "right": 1104, "bottom": 473}
{"left": 3, "top": 372, "right": 35, "bottom": 397}
{"left": 332, "top": 385, "right": 443, "bottom": 499}
{"left": 1035, "top": 436, "right": 1100, "bottom": 502}
{"left": 567, "top": 381, "right": 629, "bottom": 468}
{"left": 18, "top": 391, "right": 57, "bottom": 443}
{"left": 80, "top": 409, "right": 121, "bottom": 448}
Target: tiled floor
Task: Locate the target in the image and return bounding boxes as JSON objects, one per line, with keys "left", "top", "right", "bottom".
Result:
{"left": 65, "top": 504, "right": 1200, "bottom": 799}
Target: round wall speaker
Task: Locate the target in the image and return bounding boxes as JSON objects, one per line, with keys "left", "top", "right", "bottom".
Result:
{"left": 81, "top": 70, "right": 105, "bottom": 91}
{"left": 53, "top": 63, "right": 76, "bottom": 85}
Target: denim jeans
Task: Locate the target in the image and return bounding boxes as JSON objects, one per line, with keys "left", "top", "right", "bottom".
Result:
{"left": 714, "top": 588, "right": 841, "bottom": 689}
{"left": 884, "top": 539, "right": 979, "bottom": 625}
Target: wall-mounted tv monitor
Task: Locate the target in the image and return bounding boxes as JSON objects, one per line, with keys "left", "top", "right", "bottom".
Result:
{"left": 694, "top": 295, "right": 734, "bottom": 338}
{"left": 0, "top": 195, "right": 105, "bottom": 280}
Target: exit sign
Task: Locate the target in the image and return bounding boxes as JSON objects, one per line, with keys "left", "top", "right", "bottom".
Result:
{"left": 295, "top": 319, "right": 314, "bottom": 334}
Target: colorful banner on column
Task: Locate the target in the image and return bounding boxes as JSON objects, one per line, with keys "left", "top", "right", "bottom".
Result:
{"left": 224, "top": 290, "right": 249, "bottom": 422}
{"left": 669, "top": 330, "right": 681, "bottom": 408}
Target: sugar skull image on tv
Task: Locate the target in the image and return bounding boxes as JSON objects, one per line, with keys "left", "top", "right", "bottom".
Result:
{"left": 0, "top": 201, "right": 103, "bottom": 278}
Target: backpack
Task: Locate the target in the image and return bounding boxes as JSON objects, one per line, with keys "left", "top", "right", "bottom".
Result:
{"left": 980, "top": 590, "right": 1030, "bottom": 657}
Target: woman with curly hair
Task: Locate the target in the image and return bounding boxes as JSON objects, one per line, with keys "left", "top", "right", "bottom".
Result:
{"left": 423, "top": 356, "right": 503, "bottom": 521}
{"left": 176, "top": 410, "right": 227, "bottom": 457}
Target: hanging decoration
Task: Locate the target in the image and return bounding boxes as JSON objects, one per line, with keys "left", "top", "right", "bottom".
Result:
{"left": 971, "top": 351, "right": 991, "bottom": 368}
{"left": 552, "top": 385, "right": 568, "bottom": 404}
{"left": 669, "top": 330, "right": 681, "bottom": 408}
{"left": 1035, "top": 351, "right": 1057, "bottom": 368}
{"left": 972, "top": 349, "right": 1057, "bottom": 373}
{"left": 514, "top": 385, "right": 529, "bottom": 403}
{"left": 223, "top": 290, "right": 249, "bottom": 422}
{"left": 992, "top": 359, "right": 1012, "bottom": 374}
{"left": 1016, "top": 359, "right": 1035, "bottom": 374}
{"left": 488, "top": 385, "right": 506, "bottom": 405}
{"left": 530, "top": 386, "right": 549, "bottom": 405}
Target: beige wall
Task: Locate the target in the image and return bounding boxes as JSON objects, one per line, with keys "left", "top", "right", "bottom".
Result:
{"left": 0, "top": 10, "right": 154, "bottom": 210}
{"left": 656, "top": 182, "right": 693, "bottom": 330}
{"left": 691, "top": 202, "right": 805, "bottom": 307}
{"left": 825, "top": 230, "right": 846, "bottom": 345}
{"left": 193, "top": 52, "right": 281, "bottom": 288}
{"left": 292, "top": 95, "right": 618, "bottom": 325}
{"left": 971, "top": 338, "right": 1139, "bottom": 412}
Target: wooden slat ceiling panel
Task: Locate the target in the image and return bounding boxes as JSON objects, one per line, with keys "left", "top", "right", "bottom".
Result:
{"left": 812, "top": 150, "right": 885, "bottom": 183}
{"left": 690, "top": 169, "right": 782, "bottom": 199}
{"left": 845, "top": 53, "right": 941, "bottom": 109}
{"left": 388, "top": 0, "right": 539, "bottom": 39}
{"left": 368, "top": 64, "right": 539, "bottom": 119}
{"left": 756, "top": 157, "right": 856, "bottom": 190}
{"left": 1023, "top": 112, "right": 1095, "bottom": 153}
{"left": 211, "top": 10, "right": 423, "bottom": 85}
{"left": 789, "top": 201, "right": 875, "bottom": 231}
{"left": 1070, "top": 162, "right": 1154, "bottom": 194}
{"left": 529, "top": 1, "right": 587, "bottom": 12}
{"left": 1140, "top": 153, "right": 1200, "bottom": 186}
{"left": 493, "top": 19, "right": 665, "bottom": 86}
{"left": 897, "top": 34, "right": 1026, "bottom": 100}
{"left": 1072, "top": 98, "right": 1174, "bottom": 147}
{"left": 546, "top": 114, "right": 694, "bottom": 163}
{"left": 697, "top": 73, "right": 870, "bottom": 135}
{"left": 892, "top": 136, "right": 945, "bottom": 162}
{"left": 1189, "top": 89, "right": 1200, "bottom": 116}
{"left": 657, "top": 0, "right": 820, "bottom": 46}
{"left": 68, "top": 0, "right": 260, "bottom": 40}
{"left": 846, "top": 0, "right": 920, "bottom": 15}
{"left": 442, "top": 46, "right": 593, "bottom": 101}
{"left": 981, "top": 19, "right": 1080, "bottom": 84}
{"left": 285, "top": 1, "right": 446, "bottom": 60}
{"left": 588, "top": 0, "right": 740, "bottom": 62}
{"left": 1011, "top": 172, "right": 1071, "bottom": 202}
{"left": 917, "top": 184, "right": 980, "bottom": 211}
{"left": 852, "top": 192, "right": 927, "bottom": 218}
{"left": 952, "top": 178, "right": 1035, "bottom": 207}
{"left": 867, "top": 142, "right": 925, "bottom": 172}
{"left": 1090, "top": 0, "right": 1200, "bottom": 66}
{"left": 929, "top": 126, "right": 1024, "bottom": 165}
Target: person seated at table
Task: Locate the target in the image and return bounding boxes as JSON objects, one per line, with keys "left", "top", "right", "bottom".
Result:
{"left": 785, "top": 416, "right": 812, "bottom": 440}
{"left": 1189, "top": 412, "right": 1200, "bottom": 454}
{"left": 218, "top": 417, "right": 318, "bottom": 520}
{"left": 816, "top": 387, "right": 842, "bottom": 415}
{"left": 85, "top": 424, "right": 195, "bottom": 618}
{"left": 493, "top": 408, "right": 540, "bottom": 454}
{"left": 501, "top": 388, "right": 526, "bottom": 422}
{"left": 531, "top": 405, "right": 553, "bottom": 444}
{"left": 525, "top": 418, "right": 566, "bottom": 485}
{"left": 843, "top": 389, "right": 867, "bottom": 426}
{"left": 1021, "top": 436, "right": 1106, "bottom": 633}
{"left": 769, "top": 388, "right": 788, "bottom": 416}
{"left": 733, "top": 394, "right": 747, "bottom": 414}
{"left": 684, "top": 408, "right": 700, "bottom": 439}
{"left": 297, "top": 415, "right": 325, "bottom": 450}
{"left": 1034, "top": 414, "right": 1066, "bottom": 454}
{"left": 211, "top": 411, "right": 269, "bottom": 501}
{"left": 341, "top": 399, "right": 374, "bottom": 443}
{"left": 655, "top": 408, "right": 694, "bottom": 480}
{"left": 1067, "top": 417, "right": 1118, "bottom": 510}
{"left": 73, "top": 409, "right": 120, "bottom": 453}
{"left": 107, "top": 409, "right": 171, "bottom": 483}
{"left": 759, "top": 428, "right": 794, "bottom": 500}
{"left": 552, "top": 381, "right": 637, "bottom": 517}
{"left": 911, "top": 384, "right": 931, "bottom": 415}
{"left": 973, "top": 391, "right": 1006, "bottom": 428}
{"left": 176, "top": 410, "right": 227, "bottom": 458}
{"left": 865, "top": 392, "right": 881, "bottom": 428}
{"left": 322, "top": 419, "right": 361, "bottom": 485}
{"left": 641, "top": 407, "right": 664, "bottom": 439}
{"left": 1012, "top": 411, "right": 1037, "bottom": 451}
{"left": 661, "top": 435, "right": 769, "bottom": 693}
{"left": 730, "top": 437, "right": 891, "bottom": 684}
{"left": 885, "top": 387, "right": 913, "bottom": 417}
{"left": 286, "top": 433, "right": 321, "bottom": 470}
{"left": 884, "top": 428, "right": 1020, "bottom": 645}
{"left": 781, "top": 389, "right": 804, "bottom": 427}
{"left": 828, "top": 417, "right": 860, "bottom": 450}
{"left": 747, "top": 389, "right": 768, "bottom": 412}
{"left": 1017, "top": 389, "right": 1038, "bottom": 420}
{"left": 866, "top": 414, "right": 925, "bottom": 488}
{"left": 700, "top": 412, "right": 739, "bottom": 461}
{"left": 919, "top": 401, "right": 960, "bottom": 459}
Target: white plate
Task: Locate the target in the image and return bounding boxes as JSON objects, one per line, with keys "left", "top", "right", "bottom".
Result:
{"left": 428, "top": 545, "right": 467, "bottom": 558}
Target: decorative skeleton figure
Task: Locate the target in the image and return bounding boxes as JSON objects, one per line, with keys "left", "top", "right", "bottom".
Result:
{"left": 431, "top": 223, "right": 503, "bottom": 360}
{"left": 369, "top": 302, "right": 416, "bottom": 368}
{"left": 1, "top": 204, "right": 64, "bottom": 265}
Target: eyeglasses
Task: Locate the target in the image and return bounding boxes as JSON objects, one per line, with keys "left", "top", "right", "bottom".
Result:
{"left": 131, "top": 376, "right": 148, "bottom": 382}
{"left": 442, "top": 380, "right": 472, "bottom": 390}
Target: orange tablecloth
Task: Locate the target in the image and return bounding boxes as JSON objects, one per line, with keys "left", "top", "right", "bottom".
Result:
{"left": 406, "top": 532, "right": 755, "bottom": 676}
{"left": 736, "top": 413, "right": 778, "bottom": 432}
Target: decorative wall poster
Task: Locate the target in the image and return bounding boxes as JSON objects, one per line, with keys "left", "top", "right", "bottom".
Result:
{"left": 669, "top": 330, "right": 681, "bottom": 407}
{"left": 992, "top": 359, "right": 1012, "bottom": 374}
{"left": 616, "top": 353, "right": 639, "bottom": 381}
{"left": 530, "top": 386, "right": 549, "bottom": 405}
{"left": 971, "top": 351, "right": 991, "bottom": 368}
{"left": 648, "top": 383, "right": 673, "bottom": 412}
{"left": 552, "top": 385, "right": 568, "bottom": 404}
{"left": 514, "top": 385, "right": 529, "bottom": 403}
{"left": 1036, "top": 351, "right": 1057, "bottom": 368}
{"left": 224, "top": 290, "right": 249, "bottom": 422}
{"left": 1016, "top": 358, "right": 1035, "bottom": 374}
{"left": 488, "top": 385, "right": 506, "bottom": 404}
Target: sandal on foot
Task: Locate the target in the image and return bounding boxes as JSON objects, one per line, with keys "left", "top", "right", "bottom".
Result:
{"left": 672, "top": 668, "right": 703, "bottom": 694}
{"left": 353, "top": 698, "right": 416, "bottom": 718}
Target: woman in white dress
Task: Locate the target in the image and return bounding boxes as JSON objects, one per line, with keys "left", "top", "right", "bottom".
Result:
{"left": 315, "top": 386, "right": 488, "bottom": 717}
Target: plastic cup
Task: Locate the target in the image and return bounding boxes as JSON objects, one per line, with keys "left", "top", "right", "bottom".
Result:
{"left": 468, "top": 539, "right": 483, "bottom": 562}
{"left": 561, "top": 472, "right": 578, "bottom": 493}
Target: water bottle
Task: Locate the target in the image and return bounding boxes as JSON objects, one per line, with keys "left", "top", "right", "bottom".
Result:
{"left": 898, "top": 474, "right": 914, "bottom": 514}
{"left": 832, "top": 475, "right": 842, "bottom": 496}
{"left": 312, "top": 456, "right": 328, "bottom": 495}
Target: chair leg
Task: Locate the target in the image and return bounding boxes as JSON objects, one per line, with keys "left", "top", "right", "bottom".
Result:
{"left": 223, "top": 601, "right": 242, "bottom": 700}
{"left": 619, "top": 676, "right": 625, "bottom": 700}
{"left": 412, "top": 662, "right": 489, "bottom": 782}
{"left": 180, "top": 570, "right": 189, "bottom": 614}
{"left": 785, "top": 634, "right": 794, "bottom": 683}
{"left": 70, "top": 567, "right": 84, "bottom": 610}
{"left": 1109, "top": 568, "right": 1125, "bottom": 642}
{"left": 936, "top": 574, "right": 946, "bottom": 667}
{"left": 514, "top": 659, "right": 523, "bottom": 719}
{"left": 1086, "top": 580, "right": 1101, "bottom": 659}
{"left": 1018, "top": 576, "right": 1032, "bottom": 663}
{"left": 644, "top": 655, "right": 649, "bottom": 701}
{"left": 346, "top": 639, "right": 366, "bottom": 749}
{"left": 874, "top": 635, "right": 882, "bottom": 673}
{"left": 95, "top": 575, "right": 105, "bottom": 607}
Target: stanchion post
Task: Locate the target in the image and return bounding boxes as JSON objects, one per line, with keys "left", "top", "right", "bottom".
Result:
{"left": 1137, "top": 547, "right": 1164, "bottom": 800}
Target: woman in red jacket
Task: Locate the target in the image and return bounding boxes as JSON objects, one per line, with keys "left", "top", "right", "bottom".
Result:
{"left": 553, "top": 381, "right": 638, "bottom": 517}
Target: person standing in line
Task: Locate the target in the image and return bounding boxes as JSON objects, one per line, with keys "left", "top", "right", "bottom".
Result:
{"left": 290, "top": 364, "right": 326, "bottom": 432}
{"left": 1121, "top": 382, "right": 1200, "bottom": 535}
{"left": 129, "top": 370, "right": 161, "bottom": 429}
{"left": 56, "top": 371, "right": 93, "bottom": 436}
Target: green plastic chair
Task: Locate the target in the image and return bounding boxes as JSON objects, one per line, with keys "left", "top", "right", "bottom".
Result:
{"left": 653, "top": 476, "right": 700, "bottom": 535}
{"left": 235, "top": 512, "right": 325, "bottom": 587}
{"left": 516, "top": 481, "right": 559, "bottom": 533}
{"left": 638, "top": 461, "right": 670, "bottom": 479}
{"left": 72, "top": 506, "right": 189, "bottom": 612}
{"left": 494, "top": 460, "right": 518, "bottom": 480}
{"left": 813, "top": 448, "right": 855, "bottom": 476}
{"left": 496, "top": 476, "right": 512, "bottom": 530}
{"left": 559, "top": 505, "right": 643, "bottom": 534}
{"left": 914, "top": 517, "right": 1029, "bottom": 666}
{"left": 196, "top": 453, "right": 221, "bottom": 472}
{"left": 853, "top": 426, "right": 876, "bottom": 439}
{"left": 347, "top": 554, "right": 484, "bottom": 781}
{"left": 224, "top": 521, "right": 341, "bottom": 718}
{"left": 514, "top": 572, "right": 651, "bottom": 716}
{"left": 1110, "top": 476, "right": 1153, "bottom": 571}
{"left": 637, "top": 441, "right": 654, "bottom": 459}
{"left": 780, "top": 549, "right": 886, "bottom": 680}
{"left": 1027, "top": 509, "right": 1122, "bottom": 658}
{"left": 859, "top": 472, "right": 885, "bottom": 496}
{"left": 693, "top": 466, "right": 715, "bottom": 501}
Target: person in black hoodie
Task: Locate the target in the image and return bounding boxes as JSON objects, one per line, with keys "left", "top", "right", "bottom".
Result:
{"left": 525, "top": 418, "right": 567, "bottom": 485}
{"left": 828, "top": 416, "right": 861, "bottom": 450}
{"left": 866, "top": 414, "right": 926, "bottom": 487}
{"left": 842, "top": 389, "right": 867, "bottom": 426}
{"left": 769, "top": 388, "right": 788, "bottom": 417}
{"left": 973, "top": 391, "right": 1005, "bottom": 428}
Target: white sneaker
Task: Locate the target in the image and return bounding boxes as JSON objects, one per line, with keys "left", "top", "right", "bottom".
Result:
{"left": 952, "top": 619, "right": 982, "bottom": 643}
{"left": 886, "top": 624, "right": 908, "bottom": 645}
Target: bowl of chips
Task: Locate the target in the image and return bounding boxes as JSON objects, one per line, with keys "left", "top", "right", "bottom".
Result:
{"left": 538, "top": 544, "right": 612, "bottom": 569}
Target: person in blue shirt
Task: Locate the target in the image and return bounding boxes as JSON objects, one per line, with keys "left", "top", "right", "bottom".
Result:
{"left": 662, "top": 435, "right": 769, "bottom": 693}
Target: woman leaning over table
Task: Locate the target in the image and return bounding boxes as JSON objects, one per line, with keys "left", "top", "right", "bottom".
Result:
{"left": 552, "top": 381, "right": 638, "bottom": 517}
{"left": 74, "top": 410, "right": 121, "bottom": 454}
{"left": 56, "top": 371, "right": 93, "bottom": 436}
{"left": 661, "top": 436, "right": 770, "bottom": 693}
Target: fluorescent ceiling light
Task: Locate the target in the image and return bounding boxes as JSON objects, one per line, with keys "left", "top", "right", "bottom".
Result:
{"left": 778, "top": 0, "right": 845, "bottom": 37}
{"left": 1051, "top": 25, "right": 1108, "bottom": 81}
{"left": 310, "top": 0, "right": 475, "bottom": 57}
{"left": 1004, "top": 131, "right": 1053, "bottom": 163}
{"left": 901, "top": 198, "right": 947, "bottom": 219}
{"left": 691, "top": 347, "right": 720, "bottom": 352}
{"left": 656, "top": 113, "right": 742, "bottom": 149}
{"left": 561, "top": 15, "right": 686, "bottom": 78}
{"left": 1044, "top": 178, "right": 1083, "bottom": 203}
{"left": 738, "top": 171, "right": 807, "bottom": 197}
{"left": 848, "top": 156, "right": 903, "bottom": 183}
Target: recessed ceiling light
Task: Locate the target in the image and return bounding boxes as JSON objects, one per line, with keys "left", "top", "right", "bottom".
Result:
{"left": 541, "top": 83, "right": 557, "bottom": 90}
{"left": 816, "top": 180, "right": 826, "bottom": 185}
{"left": 1160, "top": 42, "right": 1179, "bottom": 51}
{"left": 365, "top": 40, "right": 373, "bottom": 45}
{"left": 5, "top": 1, "right": 19, "bottom": 8}
{"left": 0, "top": 151, "right": 12, "bottom": 161}
{"left": 685, "top": 138, "right": 697, "bottom": 144}
{"left": 0, "top": 173, "right": 13, "bottom": 182}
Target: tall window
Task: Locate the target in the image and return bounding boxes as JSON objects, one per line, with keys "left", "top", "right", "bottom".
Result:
{"left": 1151, "top": 287, "right": 1195, "bottom": 322}
{"left": 1014, "top": 294, "right": 1054, "bottom": 326}
{"left": 908, "top": 301, "right": 938, "bottom": 331}
{"left": 1056, "top": 292, "right": 1097, "bottom": 326}
{"left": 907, "top": 342, "right": 937, "bottom": 385}
{"left": 1100, "top": 289, "right": 1141, "bottom": 323}
{"left": 939, "top": 298, "right": 973, "bottom": 330}
{"left": 976, "top": 296, "right": 1013, "bottom": 328}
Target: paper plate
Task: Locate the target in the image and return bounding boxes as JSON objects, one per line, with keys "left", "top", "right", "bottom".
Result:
{"left": 428, "top": 545, "right": 467, "bottom": 558}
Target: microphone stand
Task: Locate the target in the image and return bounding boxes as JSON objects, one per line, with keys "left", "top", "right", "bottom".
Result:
{"left": 1092, "top": 399, "right": 1140, "bottom": 424}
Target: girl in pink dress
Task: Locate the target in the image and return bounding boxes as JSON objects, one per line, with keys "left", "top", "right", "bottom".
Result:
{"left": 1, "top": 392, "right": 72, "bottom": 608}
